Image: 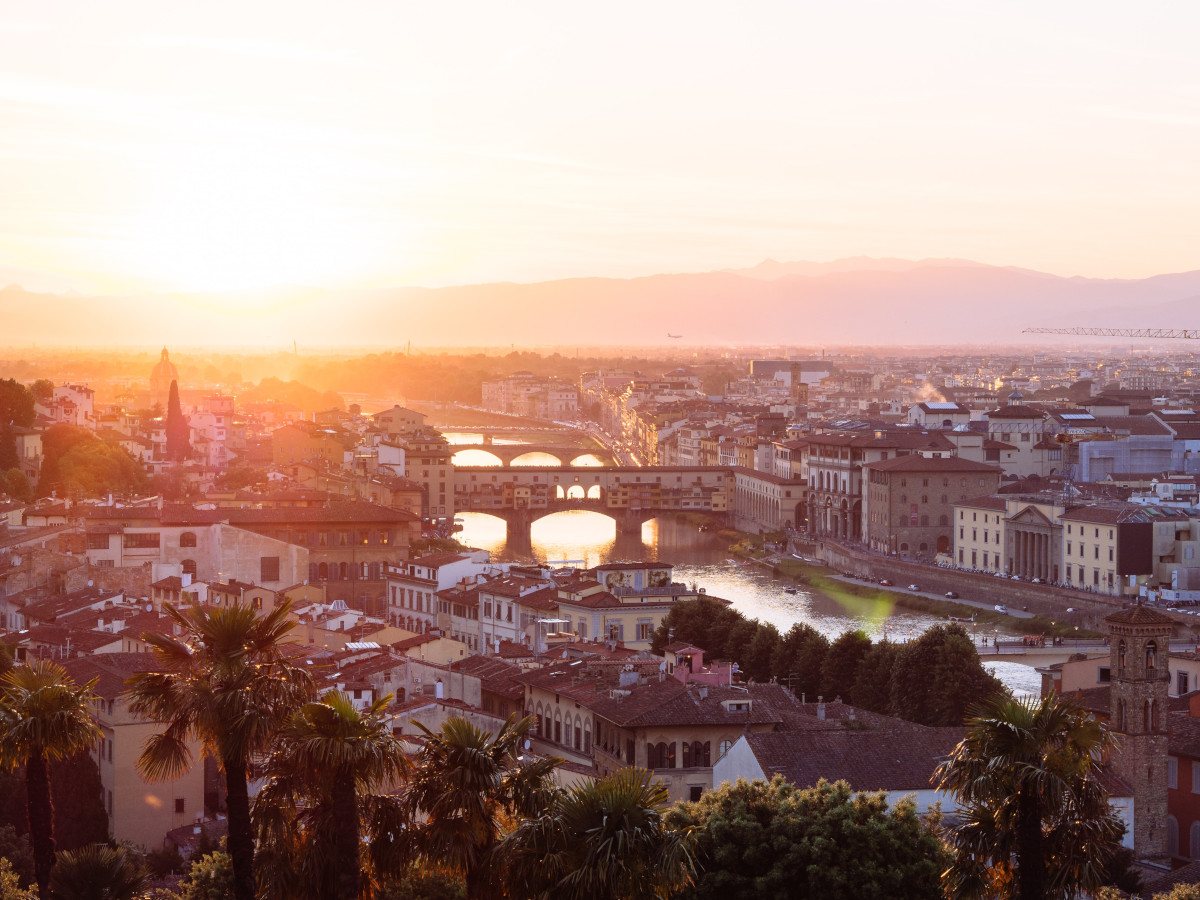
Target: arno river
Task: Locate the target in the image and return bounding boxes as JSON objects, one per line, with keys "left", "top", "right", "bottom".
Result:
{"left": 453, "top": 504, "right": 1041, "bottom": 698}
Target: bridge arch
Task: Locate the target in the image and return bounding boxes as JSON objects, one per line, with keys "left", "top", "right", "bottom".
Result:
{"left": 569, "top": 453, "right": 605, "bottom": 467}
{"left": 511, "top": 451, "right": 566, "bottom": 467}
{"left": 452, "top": 447, "right": 503, "bottom": 466}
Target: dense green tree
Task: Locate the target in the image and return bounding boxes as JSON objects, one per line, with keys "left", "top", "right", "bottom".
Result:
{"left": 253, "top": 691, "right": 411, "bottom": 900}
{"left": 0, "top": 857, "right": 36, "bottom": 900}
{"left": 37, "top": 425, "right": 146, "bottom": 499}
{"left": 28, "top": 380, "right": 53, "bottom": 405}
{"left": 0, "top": 753, "right": 108, "bottom": 855}
{"left": 0, "top": 470, "right": 31, "bottom": 502}
{"left": 0, "top": 381, "right": 35, "bottom": 475}
{"left": 770, "top": 622, "right": 829, "bottom": 701}
{"left": 935, "top": 693, "right": 1124, "bottom": 900}
{"left": 503, "top": 767, "right": 696, "bottom": 900}
{"left": 820, "top": 630, "right": 872, "bottom": 700}
{"left": 165, "top": 380, "right": 191, "bottom": 462}
{"left": 889, "top": 623, "right": 1005, "bottom": 725}
{"left": 403, "top": 715, "right": 560, "bottom": 899}
{"left": 213, "top": 466, "right": 268, "bottom": 492}
{"left": 378, "top": 867, "right": 466, "bottom": 900}
{"left": 0, "top": 661, "right": 102, "bottom": 899}
{"left": 126, "top": 602, "right": 313, "bottom": 900}
{"left": 650, "top": 597, "right": 745, "bottom": 659}
{"left": 173, "top": 851, "right": 235, "bottom": 900}
{"left": 848, "top": 639, "right": 900, "bottom": 713}
{"left": 742, "top": 624, "right": 781, "bottom": 683}
{"left": 0, "top": 827, "right": 33, "bottom": 890}
{"left": 666, "top": 776, "right": 945, "bottom": 900}
{"left": 0, "top": 381, "right": 35, "bottom": 429}
{"left": 48, "top": 843, "right": 149, "bottom": 900}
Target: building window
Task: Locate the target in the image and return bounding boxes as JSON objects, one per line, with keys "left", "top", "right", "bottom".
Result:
{"left": 1192, "top": 764, "right": 1200, "bottom": 794}
{"left": 182, "top": 559, "right": 197, "bottom": 577}
{"left": 260, "top": 556, "right": 280, "bottom": 582}
{"left": 179, "top": 532, "right": 197, "bottom": 548}
{"left": 175, "top": 798, "right": 186, "bottom": 814}
{"left": 86, "top": 533, "right": 110, "bottom": 550}
{"left": 689, "top": 785, "right": 704, "bottom": 802}
{"left": 1168, "top": 757, "right": 1178, "bottom": 789}
{"left": 123, "top": 532, "right": 160, "bottom": 549}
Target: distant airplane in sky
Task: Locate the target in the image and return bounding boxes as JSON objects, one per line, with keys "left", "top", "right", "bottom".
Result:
{"left": 667, "top": 333, "right": 683, "bottom": 339}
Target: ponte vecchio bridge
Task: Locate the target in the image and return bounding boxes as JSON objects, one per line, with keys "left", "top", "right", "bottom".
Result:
{"left": 449, "top": 443, "right": 618, "bottom": 467}
{"left": 454, "top": 465, "right": 730, "bottom": 553}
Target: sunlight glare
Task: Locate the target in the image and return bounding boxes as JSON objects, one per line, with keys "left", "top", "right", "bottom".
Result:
{"left": 126, "top": 145, "right": 376, "bottom": 293}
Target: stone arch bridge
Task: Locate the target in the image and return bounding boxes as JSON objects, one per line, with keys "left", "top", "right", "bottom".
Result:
{"left": 454, "top": 465, "right": 729, "bottom": 553}
{"left": 449, "top": 443, "right": 617, "bottom": 467}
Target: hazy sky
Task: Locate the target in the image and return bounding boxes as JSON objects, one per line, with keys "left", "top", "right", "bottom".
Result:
{"left": 2, "top": 1, "right": 1198, "bottom": 294}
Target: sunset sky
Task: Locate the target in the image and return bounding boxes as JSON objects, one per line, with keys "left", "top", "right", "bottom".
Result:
{"left": 2, "top": 2, "right": 1198, "bottom": 295}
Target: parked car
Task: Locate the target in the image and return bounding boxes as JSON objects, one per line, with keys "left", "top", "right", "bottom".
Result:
{"left": 995, "top": 604, "right": 1008, "bottom": 614}
{"left": 907, "top": 584, "right": 921, "bottom": 592}
{"left": 879, "top": 579, "right": 893, "bottom": 587}
{"left": 945, "top": 590, "right": 960, "bottom": 599}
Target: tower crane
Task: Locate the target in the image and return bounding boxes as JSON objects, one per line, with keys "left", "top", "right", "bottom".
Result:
{"left": 1023, "top": 327, "right": 1200, "bottom": 339}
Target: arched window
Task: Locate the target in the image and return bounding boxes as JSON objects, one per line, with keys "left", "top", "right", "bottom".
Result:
{"left": 1145, "top": 698, "right": 1156, "bottom": 733}
{"left": 179, "top": 532, "right": 197, "bottom": 548}
{"left": 318, "top": 562, "right": 328, "bottom": 580}
{"left": 1118, "top": 699, "right": 1126, "bottom": 733}
{"left": 900, "top": 543, "right": 909, "bottom": 552}
{"left": 1147, "top": 640, "right": 1158, "bottom": 671}
{"left": 682, "top": 742, "right": 692, "bottom": 768}
{"left": 1190, "top": 821, "right": 1200, "bottom": 859}
{"left": 181, "top": 559, "right": 197, "bottom": 577}
{"left": 1117, "top": 640, "right": 1127, "bottom": 671}
{"left": 1169, "top": 816, "right": 1180, "bottom": 857}
{"left": 339, "top": 562, "right": 348, "bottom": 580}
{"left": 718, "top": 739, "right": 733, "bottom": 759}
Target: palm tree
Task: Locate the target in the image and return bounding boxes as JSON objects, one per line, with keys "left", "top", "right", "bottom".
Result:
{"left": 48, "top": 843, "right": 149, "bottom": 900}
{"left": 126, "top": 601, "right": 312, "bottom": 900}
{"left": 503, "top": 767, "right": 697, "bottom": 900}
{"left": 934, "top": 693, "right": 1125, "bottom": 900}
{"left": 0, "top": 660, "right": 101, "bottom": 899}
{"left": 404, "top": 714, "right": 561, "bottom": 899}
{"left": 253, "top": 690, "right": 411, "bottom": 900}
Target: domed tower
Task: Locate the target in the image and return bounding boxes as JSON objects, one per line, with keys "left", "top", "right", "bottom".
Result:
{"left": 1105, "top": 603, "right": 1172, "bottom": 857}
{"left": 150, "top": 348, "right": 179, "bottom": 406}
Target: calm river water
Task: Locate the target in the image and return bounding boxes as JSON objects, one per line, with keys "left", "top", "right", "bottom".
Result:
{"left": 454, "top": 508, "right": 1040, "bottom": 697}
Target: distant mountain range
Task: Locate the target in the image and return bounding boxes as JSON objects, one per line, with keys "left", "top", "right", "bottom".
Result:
{"left": 3, "top": 258, "right": 1199, "bottom": 348}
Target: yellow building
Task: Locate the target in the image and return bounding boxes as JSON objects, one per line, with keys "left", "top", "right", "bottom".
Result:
{"left": 63, "top": 653, "right": 205, "bottom": 850}
{"left": 952, "top": 496, "right": 1009, "bottom": 573}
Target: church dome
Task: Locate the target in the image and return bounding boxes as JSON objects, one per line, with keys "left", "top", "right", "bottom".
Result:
{"left": 150, "top": 348, "right": 179, "bottom": 398}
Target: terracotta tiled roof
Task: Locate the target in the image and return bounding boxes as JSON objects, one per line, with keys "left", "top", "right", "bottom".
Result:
{"left": 866, "top": 456, "right": 1001, "bottom": 474}
{"left": 452, "top": 655, "right": 525, "bottom": 701}
{"left": 1104, "top": 604, "right": 1176, "bottom": 627}
{"left": 742, "top": 726, "right": 964, "bottom": 792}
{"left": 957, "top": 495, "right": 1008, "bottom": 511}
{"left": 60, "top": 652, "right": 163, "bottom": 700}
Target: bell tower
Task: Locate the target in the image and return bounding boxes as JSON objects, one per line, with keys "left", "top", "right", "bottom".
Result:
{"left": 1105, "top": 604, "right": 1172, "bottom": 857}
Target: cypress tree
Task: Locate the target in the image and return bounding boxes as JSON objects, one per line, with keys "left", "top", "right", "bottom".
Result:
{"left": 165, "top": 380, "right": 190, "bottom": 462}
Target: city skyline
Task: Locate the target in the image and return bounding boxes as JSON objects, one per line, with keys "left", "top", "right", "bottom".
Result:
{"left": 2, "top": 1, "right": 1199, "bottom": 300}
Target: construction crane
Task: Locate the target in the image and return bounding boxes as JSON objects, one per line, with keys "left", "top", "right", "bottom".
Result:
{"left": 1024, "top": 327, "right": 1200, "bottom": 339}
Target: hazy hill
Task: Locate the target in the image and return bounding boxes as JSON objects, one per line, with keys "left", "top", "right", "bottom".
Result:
{"left": 2, "top": 259, "right": 1199, "bottom": 347}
